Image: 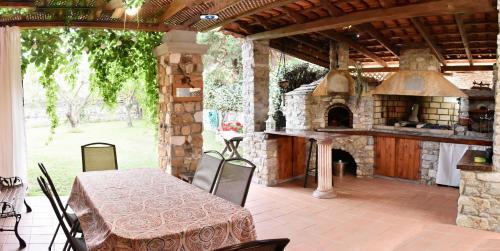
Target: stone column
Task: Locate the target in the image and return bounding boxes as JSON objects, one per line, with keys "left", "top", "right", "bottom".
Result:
{"left": 242, "top": 39, "right": 270, "bottom": 133}
{"left": 313, "top": 138, "right": 337, "bottom": 199}
{"left": 154, "top": 30, "right": 208, "bottom": 175}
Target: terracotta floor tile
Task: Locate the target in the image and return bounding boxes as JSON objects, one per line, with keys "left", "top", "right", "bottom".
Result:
{"left": 1, "top": 176, "right": 499, "bottom": 250}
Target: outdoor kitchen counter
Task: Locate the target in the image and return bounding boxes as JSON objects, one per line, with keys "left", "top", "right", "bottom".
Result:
{"left": 266, "top": 128, "right": 492, "bottom": 146}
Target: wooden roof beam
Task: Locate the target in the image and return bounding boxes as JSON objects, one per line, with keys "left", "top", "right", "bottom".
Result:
{"left": 160, "top": 0, "right": 201, "bottom": 23}
{"left": 247, "top": 0, "right": 495, "bottom": 40}
{"left": 202, "top": 0, "right": 298, "bottom": 31}
{"left": 282, "top": 6, "right": 307, "bottom": 23}
{"left": 379, "top": 0, "right": 396, "bottom": 8}
{"left": 0, "top": 1, "right": 34, "bottom": 8}
{"left": 455, "top": 14, "right": 474, "bottom": 66}
{"left": 319, "top": 0, "right": 343, "bottom": 16}
{"left": 319, "top": 31, "right": 388, "bottom": 67}
{"left": 410, "top": 18, "right": 447, "bottom": 66}
{"left": 355, "top": 23, "right": 399, "bottom": 58}
{"left": 181, "top": 0, "right": 242, "bottom": 28}
{"left": 8, "top": 21, "right": 175, "bottom": 32}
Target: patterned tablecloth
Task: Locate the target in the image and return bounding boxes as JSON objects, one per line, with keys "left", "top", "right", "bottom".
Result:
{"left": 68, "top": 169, "right": 257, "bottom": 251}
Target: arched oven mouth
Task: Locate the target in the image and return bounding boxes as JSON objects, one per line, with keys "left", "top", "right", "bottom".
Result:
{"left": 325, "top": 104, "right": 353, "bottom": 128}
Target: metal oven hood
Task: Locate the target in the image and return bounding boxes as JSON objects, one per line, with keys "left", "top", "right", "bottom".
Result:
{"left": 372, "top": 70, "right": 467, "bottom": 97}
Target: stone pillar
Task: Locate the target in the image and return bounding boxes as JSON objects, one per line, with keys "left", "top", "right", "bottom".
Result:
{"left": 242, "top": 39, "right": 270, "bottom": 133}
{"left": 154, "top": 30, "right": 208, "bottom": 175}
{"left": 313, "top": 138, "right": 336, "bottom": 199}
{"left": 455, "top": 5, "right": 500, "bottom": 232}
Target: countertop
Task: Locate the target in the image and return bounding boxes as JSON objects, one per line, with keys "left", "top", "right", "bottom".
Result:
{"left": 265, "top": 127, "right": 492, "bottom": 146}
{"left": 457, "top": 150, "right": 494, "bottom": 171}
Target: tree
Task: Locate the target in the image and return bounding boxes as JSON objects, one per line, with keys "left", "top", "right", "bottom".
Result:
{"left": 198, "top": 31, "right": 244, "bottom": 127}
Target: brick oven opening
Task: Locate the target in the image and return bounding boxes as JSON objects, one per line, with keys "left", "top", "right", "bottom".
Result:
{"left": 332, "top": 149, "right": 357, "bottom": 176}
{"left": 326, "top": 104, "right": 353, "bottom": 128}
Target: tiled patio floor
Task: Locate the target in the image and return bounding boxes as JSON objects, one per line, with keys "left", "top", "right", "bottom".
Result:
{"left": 2, "top": 176, "right": 500, "bottom": 251}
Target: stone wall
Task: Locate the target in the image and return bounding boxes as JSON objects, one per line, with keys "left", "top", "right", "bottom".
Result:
{"left": 457, "top": 172, "right": 500, "bottom": 232}
{"left": 331, "top": 135, "right": 374, "bottom": 176}
{"left": 373, "top": 95, "right": 459, "bottom": 126}
{"left": 155, "top": 31, "right": 206, "bottom": 176}
{"left": 241, "top": 39, "right": 270, "bottom": 133}
{"left": 309, "top": 96, "right": 374, "bottom": 130}
{"left": 243, "top": 133, "right": 279, "bottom": 186}
{"left": 421, "top": 143, "right": 487, "bottom": 185}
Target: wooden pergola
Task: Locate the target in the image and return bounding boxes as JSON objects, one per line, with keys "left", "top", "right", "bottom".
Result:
{"left": 1, "top": 0, "right": 497, "bottom": 71}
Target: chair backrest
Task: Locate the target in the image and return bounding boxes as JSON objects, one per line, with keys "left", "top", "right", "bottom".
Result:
{"left": 192, "top": 150, "right": 225, "bottom": 193}
{"left": 81, "top": 142, "right": 118, "bottom": 172}
{"left": 213, "top": 158, "right": 256, "bottom": 207}
{"left": 38, "top": 163, "right": 73, "bottom": 224}
{"left": 37, "top": 177, "right": 87, "bottom": 251}
{"left": 214, "top": 238, "right": 290, "bottom": 251}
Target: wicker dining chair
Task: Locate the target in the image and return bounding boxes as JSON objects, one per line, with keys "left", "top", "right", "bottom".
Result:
{"left": 81, "top": 142, "right": 118, "bottom": 172}
{"left": 191, "top": 150, "right": 225, "bottom": 193}
{"left": 37, "top": 177, "right": 88, "bottom": 251}
{"left": 214, "top": 238, "right": 290, "bottom": 251}
{"left": 213, "top": 158, "right": 256, "bottom": 207}
{"left": 38, "top": 163, "right": 82, "bottom": 250}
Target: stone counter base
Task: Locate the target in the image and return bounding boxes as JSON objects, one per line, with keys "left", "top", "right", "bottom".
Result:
{"left": 457, "top": 171, "right": 500, "bottom": 232}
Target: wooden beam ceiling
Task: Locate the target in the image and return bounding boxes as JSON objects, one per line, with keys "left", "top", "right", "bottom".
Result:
{"left": 186, "top": 0, "right": 241, "bottom": 27}
{"left": 0, "top": 1, "right": 34, "bottom": 8}
{"left": 320, "top": 0, "right": 343, "bottom": 16}
{"left": 410, "top": 17, "right": 447, "bottom": 66}
{"left": 378, "top": 0, "right": 396, "bottom": 8}
{"left": 202, "top": 0, "right": 298, "bottom": 31}
{"left": 359, "top": 65, "right": 493, "bottom": 72}
{"left": 160, "top": 0, "right": 199, "bottom": 23}
{"left": 455, "top": 14, "right": 474, "bottom": 66}
{"left": 8, "top": 21, "right": 174, "bottom": 32}
{"left": 246, "top": 0, "right": 495, "bottom": 40}
{"left": 319, "top": 31, "right": 388, "bottom": 67}
{"left": 355, "top": 23, "right": 399, "bottom": 58}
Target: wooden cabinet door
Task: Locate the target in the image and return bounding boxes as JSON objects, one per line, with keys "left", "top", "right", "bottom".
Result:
{"left": 277, "top": 137, "right": 293, "bottom": 179}
{"left": 395, "top": 138, "right": 421, "bottom": 180}
{"left": 374, "top": 136, "right": 396, "bottom": 177}
{"left": 292, "top": 137, "right": 306, "bottom": 176}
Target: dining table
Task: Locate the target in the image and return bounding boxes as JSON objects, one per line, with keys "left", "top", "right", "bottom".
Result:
{"left": 67, "top": 168, "right": 257, "bottom": 251}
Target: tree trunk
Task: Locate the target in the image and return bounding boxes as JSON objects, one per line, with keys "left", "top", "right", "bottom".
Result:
{"left": 66, "top": 104, "right": 79, "bottom": 128}
{"left": 125, "top": 103, "right": 133, "bottom": 127}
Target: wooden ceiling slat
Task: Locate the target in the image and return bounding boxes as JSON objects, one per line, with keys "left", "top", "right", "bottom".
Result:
{"left": 455, "top": 13, "right": 474, "bottom": 66}
{"left": 246, "top": 0, "right": 495, "bottom": 40}
{"left": 410, "top": 17, "right": 447, "bottom": 66}
{"left": 201, "top": 0, "right": 298, "bottom": 31}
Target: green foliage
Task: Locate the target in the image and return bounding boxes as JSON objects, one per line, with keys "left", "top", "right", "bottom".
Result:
{"left": 353, "top": 62, "right": 366, "bottom": 107}
{"left": 272, "top": 63, "right": 328, "bottom": 128}
{"left": 21, "top": 28, "right": 162, "bottom": 135}
{"left": 199, "top": 31, "right": 243, "bottom": 113}
{"left": 124, "top": 0, "right": 146, "bottom": 8}
{"left": 0, "top": 8, "right": 30, "bottom": 15}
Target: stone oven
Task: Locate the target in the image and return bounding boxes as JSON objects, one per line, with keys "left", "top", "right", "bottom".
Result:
{"left": 326, "top": 103, "right": 352, "bottom": 128}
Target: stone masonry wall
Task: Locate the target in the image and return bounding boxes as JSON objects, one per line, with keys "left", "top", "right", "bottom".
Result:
{"left": 157, "top": 53, "right": 204, "bottom": 175}
{"left": 243, "top": 133, "right": 279, "bottom": 186}
{"left": 242, "top": 39, "right": 269, "bottom": 133}
{"left": 420, "top": 142, "right": 487, "bottom": 185}
{"left": 309, "top": 95, "right": 374, "bottom": 130}
{"left": 331, "top": 135, "right": 374, "bottom": 177}
{"left": 455, "top": 11, "right": 500, "bottom": 231}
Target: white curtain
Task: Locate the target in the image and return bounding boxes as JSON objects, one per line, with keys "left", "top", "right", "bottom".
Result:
{"left": 436, "top": 143, "right": 468, "bottom": 187}
{"left": 0, "top": 26, "right": 27, "bottom": 181}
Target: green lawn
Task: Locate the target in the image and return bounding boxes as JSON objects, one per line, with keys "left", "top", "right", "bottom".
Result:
{"left": 27, "top": 120, "right": 227, "bottom": 196}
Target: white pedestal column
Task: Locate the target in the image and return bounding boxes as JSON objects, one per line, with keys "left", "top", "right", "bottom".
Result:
{"left": 313, "top": 138, "right": 336, "bottom": 199}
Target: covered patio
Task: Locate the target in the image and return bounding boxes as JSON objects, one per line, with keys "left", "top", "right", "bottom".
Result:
{"left": 1, "top": 0, "right": 500, "bottom": 250}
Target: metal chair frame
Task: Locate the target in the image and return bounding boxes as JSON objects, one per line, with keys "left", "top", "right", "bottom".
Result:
{"left": 213, "top": 157, "right": 256, "bottom": 207}
{"left": 81, "top": 142, "right": 118, "bottom": 172}
{"left": 192, "top": 150, "right": 225, "bottom": 192}
{"left": 38, "top": 163, "right": 82, "bottom": 250}
{"left": 214, "top": 238, "right": 290, "bottom": 251}
{"left": 0, "top": 176, "right": 32, "bottom": 248}
{"left": 37, "top": 177, "right": 87, "bottom": 251}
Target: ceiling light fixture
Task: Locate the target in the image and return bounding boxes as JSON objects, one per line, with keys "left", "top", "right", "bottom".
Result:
{"left": 200, "top": 14, "right": 219, "bottom": 21}
{"left": 126, "top": 7, "right": 139, "bottom": 16}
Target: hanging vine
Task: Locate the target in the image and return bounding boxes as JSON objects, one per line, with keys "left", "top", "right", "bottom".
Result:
{"left": 21, "top": 28, "right": 162, "bottom": 136}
